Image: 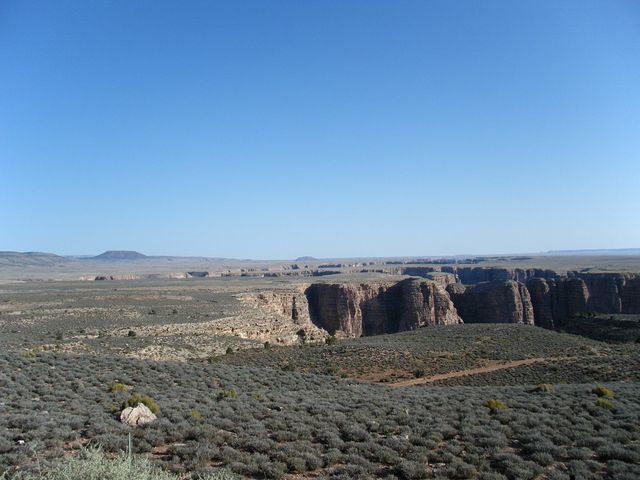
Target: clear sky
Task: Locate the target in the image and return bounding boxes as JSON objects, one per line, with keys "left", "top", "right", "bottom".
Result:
{"left": 1, "top": 1, "right": 639, "bottom": 259}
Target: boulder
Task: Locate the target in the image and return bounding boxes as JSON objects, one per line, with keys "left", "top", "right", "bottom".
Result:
{"left": 120, "top": 403, "right": 157, "bottom": 427}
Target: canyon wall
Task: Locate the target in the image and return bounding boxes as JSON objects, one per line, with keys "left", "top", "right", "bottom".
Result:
{"left": 305, "top": 279, "right": 462, "bottom": 337}
{"left": 524, "top": 273, "right": 640, "bottom": 328}
{"left": 446, "top": 280, "right": 535, "bottom": 325}
{"left": 376, "top": 268, "right": 640, "bottom": 329}
{"left": 241, "top": 268, "right": 640, "bottom": 341}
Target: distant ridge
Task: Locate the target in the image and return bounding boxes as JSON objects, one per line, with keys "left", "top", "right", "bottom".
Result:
{"left": 0, "top": 251, "right": 70, "bottom": 267}
{"left": 546, "top": 248, "right": 640, "bottom": 256}
{"left": 295, "top": 256, "right": 318, "bottom": 262}
{"left": 91, "top": 250, "right": 147, "bottom": 261}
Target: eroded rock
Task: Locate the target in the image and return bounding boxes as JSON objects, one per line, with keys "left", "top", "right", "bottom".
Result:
{"left": 120, "top": 403, "right": 157, "bottom": 427}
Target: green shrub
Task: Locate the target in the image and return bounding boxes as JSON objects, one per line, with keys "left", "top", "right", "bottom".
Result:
{"left": 122, "top": 394, "right": 160, "bottom": 414}
{"left": 595, "top": 398, "right": 614, "bottom": 410}
{"left": 325, "top": 335, "right": 337, "bottom": 345}
{"left": 218, "top": 388, "right": 237, "bottom": 400}
{"left": 592, "top": 385, "right": 615, "bottom": 397}
{"left": 189, "top": 409, "right": 203, "bottom": 420}
{"left": 127, "top": 330, "right": 137, "bottom": 337}
{"left": 109, "top": 383, "right": 131, "bottom": 393}
{"left": 531, "top": 383, "right": 554, "bottom": 393}
{"left": 484, "top": 399, "right": 508, "bottom": 412}
{"left": 414, "top": 368, "right": 426, "bottom": 379}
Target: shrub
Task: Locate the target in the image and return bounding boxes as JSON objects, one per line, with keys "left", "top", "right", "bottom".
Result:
{"left": 189, "top": 410, "right": 203, "bottom": 420}
{"left": 122, "top": 394, "right": 160, "bottom": 414}
{"left": 225, "top": 346, "right": 234, "bottom": 355}
{"left": 596, "top": 398, "right": 614, "bottom": 410}
{"left": 592, "top": 385, "right": 614, "bottom": 397}
{"left": 109, "top": 383, "right": 131, "bottom": 393}
{"left": 396, "top": 459, "right": 428, "bottom": 479}
{"left": 531, "top": 383, "right": 554, "bottom": 393}
{"left": 127, "top": 330, "right": 137, "bottom": 337}
{"left": 413, "top": 369, "right": 426, "bottom": 379}
{"left": 218, "top": 389, "right": 237, "bottom": 400}
{"left": 484, "top": 399, "right": 508, "bottom": 412}
{"left": 325, "top": 335, "right": 337, "bottom": 345}
{"left": 7, "top": 446, "right": 241, "bottom": 479}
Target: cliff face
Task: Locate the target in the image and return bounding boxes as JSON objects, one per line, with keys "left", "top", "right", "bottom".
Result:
{"left": 240, "top": 268, "right": 640, "bottom": 341}
{"left": 446, "top": 280, "right": 535, "bottom": 325}
{"left": 525, "top": 277, "right": 588, "bottom": 329}
{"left": 305, "top": 279, "right": 462, "bottom": 337}
{"left": 525, "top": 274, "right": 640, "bottom": 328}
{"left": 441, "top": 266, "right": 559, "bottom": 284}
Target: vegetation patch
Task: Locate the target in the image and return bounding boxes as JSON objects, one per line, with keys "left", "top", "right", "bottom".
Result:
{"left": 122, "top": 394, "right": 160, "bottom": 414}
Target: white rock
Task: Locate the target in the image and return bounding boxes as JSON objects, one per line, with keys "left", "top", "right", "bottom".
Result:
{"left": 120, "top": 403, "right": 157, "bottom": 427}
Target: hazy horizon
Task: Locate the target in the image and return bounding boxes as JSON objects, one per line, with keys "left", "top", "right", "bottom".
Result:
{"left": 2, "top": 1, "right": 639, "bottom": 258}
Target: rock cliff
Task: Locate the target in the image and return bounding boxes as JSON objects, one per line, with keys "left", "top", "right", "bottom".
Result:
{"left": 526, "top": 273, "right": 640, "bottom": 328}
{"left": 239, "top": 268, "right": 640, "bottom": 341}
{"left": 446, "top": 280, "right": 535, "bottom": 325}
{"left": 305, "top": 279, "right": 462, "bottom": 337}
{"left": 441, "top": 266, "right": 559, "bottom": 284}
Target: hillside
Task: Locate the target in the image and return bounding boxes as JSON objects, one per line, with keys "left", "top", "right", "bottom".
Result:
{"left": 0, "top": 251, "right": 70, "bottom": 267}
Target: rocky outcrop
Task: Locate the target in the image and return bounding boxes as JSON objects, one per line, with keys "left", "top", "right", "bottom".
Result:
{"left": 120, "top": 403, "right": 157, "bottom": 427}
{"left": 244, "top": 289, "right": 311, "bottom": 325}
{"left": 305, "top": 279, "right": 462, "bottom": 337}
{"left": 446, "top": 280, "right": 535, "bottom": 325}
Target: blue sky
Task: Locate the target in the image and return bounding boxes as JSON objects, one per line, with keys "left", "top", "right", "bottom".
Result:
{"left": 1, "top": 1, "right": 639, "bottom": 259}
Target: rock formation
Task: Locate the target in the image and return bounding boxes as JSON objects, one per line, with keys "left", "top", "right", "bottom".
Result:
{"left": 440, "top": 266, "right": 559, "bottom": 284}
{"left": 240, "top": 267, "right": 640, "bottom": 341}
{"left": 120, "top": 403, "right": 157, "bottom": 427}
{"left": 525, "top": 273, "right": 640, "bottom": 328}
{"left": 446, "top": 280, "right": 535, "bottom": 325}
{"left": 305, "top": 278, "right": 462, "bottom": 337}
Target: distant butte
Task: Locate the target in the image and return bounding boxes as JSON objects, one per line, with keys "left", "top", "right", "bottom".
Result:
{"left": 91, "top": 250, "right": 147, "bottom": 261}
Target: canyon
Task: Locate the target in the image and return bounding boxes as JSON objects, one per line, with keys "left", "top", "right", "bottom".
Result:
{"left": 250, "top": 267, "right": 640, "bottom": 339}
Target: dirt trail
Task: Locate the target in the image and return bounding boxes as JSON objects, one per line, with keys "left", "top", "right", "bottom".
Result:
{"left": 388, "top": 357, "right": 547, "bottom": 387}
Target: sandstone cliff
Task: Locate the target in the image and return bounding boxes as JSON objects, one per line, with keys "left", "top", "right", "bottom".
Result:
{"left": 239, "top": 268, "right": 640, "bottom": 341}
{"left": 446, "top": 280, "right": 535, "bottom": 325}
{"left": 305, "top": 279, "right": 462, "bottom": 338}
{"left": 526, "top": 273, "right": 640, "bottom": 328}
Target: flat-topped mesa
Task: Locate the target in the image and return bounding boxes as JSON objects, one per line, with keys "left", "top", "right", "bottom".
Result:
{"left": 446, "top": 280, "right": 535, "bottom": 325}
{"left": 305, "top": 278, "right": 462, "bottom": 338}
